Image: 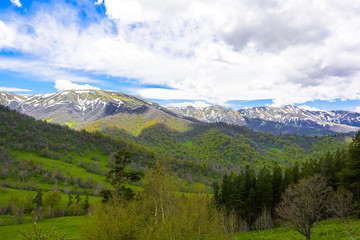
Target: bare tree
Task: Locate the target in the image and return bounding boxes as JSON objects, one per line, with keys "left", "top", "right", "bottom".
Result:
{"left": 331, "top": 186, "right": 355, "bottom": 224}
{"left": 276, "top": 174, "right": 333, "bottom": 240}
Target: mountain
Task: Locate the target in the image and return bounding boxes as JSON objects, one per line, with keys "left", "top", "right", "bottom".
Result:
{"left": 168, "top": 104, "right": 360, "bottom": 135}
{"left": 167, "top": 105, "right": 246, "bottom": 126}
{"left": 2, "top": 90, "right": 360, "bottom": 135}
{"left": 239, "top": 105, "right": 360, "bottom": 134}
{"left": 0, "top": 90, "right": 198, "bottom": 130}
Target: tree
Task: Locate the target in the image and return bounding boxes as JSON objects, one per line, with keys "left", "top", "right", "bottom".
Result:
{"left": 101, "top": 150, "right": 143, "bottom": 202}
{"left": 32, "top": 188, "right": 43, "bottom": 222}
{"left": 339, "top": 131, "right": 360, "bottom": 216}
{"left": 330, "top": 186, "right": 355, "bottom": 223}
{"left": 43, "top": 191, "right": 61, "bottom": 218}
{"left": 67, "top": 194, "right": 73, "bottom": 208}
{"left": 276, "top": 174, "right": 333, "bottom": 240}
{"left": 83, "top": 193, "right": 90, "bottom": 213}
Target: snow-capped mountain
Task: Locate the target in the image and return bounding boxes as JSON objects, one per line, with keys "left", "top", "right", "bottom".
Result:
{"left": 0, "top": 90, "right": 194, "bottom": 129}
{"left": 167, "top": 105, "right": 246, "bottom": 126}
{"left": 168, "top": 104, "right": 360, "bottom": 134}
{"left": 1, "top": 90, "right": 359, "bottom": 135}
{"left": 239, "top": 105, "right": 360, "bottom": 133}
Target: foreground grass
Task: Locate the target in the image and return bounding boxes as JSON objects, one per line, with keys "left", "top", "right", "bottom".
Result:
{"left": 237, "top": 218, "right": 360, "bottom": 240}
{"left": 0, "top": 216, "right": 86, "bottom": 240}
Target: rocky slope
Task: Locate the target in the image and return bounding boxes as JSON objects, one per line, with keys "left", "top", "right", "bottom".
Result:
{"left": 0, "top": 90, "right": 197, "bottom": 130}
{"left": 239, "top": 105, "right": 360, "bottom": 133}
{"left": 167, "top": 105, "right": 246, "bottom": 126}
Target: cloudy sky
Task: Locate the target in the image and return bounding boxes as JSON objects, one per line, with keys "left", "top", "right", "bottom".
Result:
{"left": 1, "top": 0, "right": 360, "bottom": 111}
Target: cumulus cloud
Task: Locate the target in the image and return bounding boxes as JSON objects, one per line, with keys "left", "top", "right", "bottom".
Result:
{"left": 167, "top": 101, "right": 210, "bottom": 108}
{"left": 10, "top": 0, "right": 22, "bottom": 7}
{"left": 2, "top": 0, "right": 360, "bottom": 106}
{"left": 54, "top": 80, "right": 100, "bottom": 91}
{"left": 0, "top": 87, "right": 31, "bottom": 92}
{"left": 355, "top": 106, "right": 360, "bottom": 113}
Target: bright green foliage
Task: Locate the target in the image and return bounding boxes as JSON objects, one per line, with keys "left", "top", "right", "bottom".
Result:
{"left": 19, "top": 224, "right": 59, "bottom": 240}
{"left": 43, "top": 191, "right": 61, "bottom": 209}
{"left": 84, "top": 166, "right": 228, "bottom": 240}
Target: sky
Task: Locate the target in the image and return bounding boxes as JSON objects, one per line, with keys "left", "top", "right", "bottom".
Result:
{"left": 1, "top": 0, "right": 360, "bottom": 111}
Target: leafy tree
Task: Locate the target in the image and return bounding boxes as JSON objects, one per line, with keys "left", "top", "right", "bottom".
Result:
{"left": 43, "top": 191, "right": 61, "bottom": 218}
{"left": 276, "top": 174, "right": 333, "bottom": 240}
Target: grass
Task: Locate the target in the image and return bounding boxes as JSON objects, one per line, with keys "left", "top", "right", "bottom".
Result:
{"left": 0, "top": 216, "right": 86, "bottom": 240}
{"left": 236, "top": 218, "right": 360, "bottom": 240}
{"left": 16, "top": 151, "right": 110, "bottom": 186}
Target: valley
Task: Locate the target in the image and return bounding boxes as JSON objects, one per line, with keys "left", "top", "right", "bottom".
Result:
{"left": 0, "top": 91, "right": 359, "bottom": 240}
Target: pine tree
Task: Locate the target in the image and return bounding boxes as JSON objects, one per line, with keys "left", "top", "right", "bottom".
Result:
{"left": 67, "top": 194, "right": 73, "bottom": 208}
{"left": 101, "top": 149, "right": 144, "bottom": 202}
{"left": 339, "top": 131, "right": 360, "bottom": 216}
{"left": 271, "top": 163, "right": 283, "bottom": 217}
{"left": 83, "top": 194, "right": 90, "bottom": 213}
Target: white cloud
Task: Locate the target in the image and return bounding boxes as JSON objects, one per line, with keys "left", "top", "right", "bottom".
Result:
{"left": 54, "top": 80, "right": 100, "bottom": 91}
{"left": 0, "top": 87, "right": 31, "bottom": 92}
{"left": 10, "top": 0, "right": 22, "bottom": 7}
{"left": 298, "top": 105, "right": 324, "bottom": 112}
{"left": 94, "top": 0, "right": 103, "bottom": 5}
{"left": 167, "top": 101, "right": 210, "bottom": 108}
{"left": 356, "top": 106, "right": 360, "bottom": 113}
{"left": 2, "top": 0, "right": 360, "bottom": 106}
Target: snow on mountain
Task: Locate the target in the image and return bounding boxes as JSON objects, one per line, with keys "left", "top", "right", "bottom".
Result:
{"left": 167, "top": 105, "right": 246, "bottom": 126}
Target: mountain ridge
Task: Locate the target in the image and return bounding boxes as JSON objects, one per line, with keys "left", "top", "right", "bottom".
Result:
{"left": 1, "top": 90, "right": 360, "bottom": 135}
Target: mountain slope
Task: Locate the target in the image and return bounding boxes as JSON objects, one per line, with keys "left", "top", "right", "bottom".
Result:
{"left": 239, "top": 105, "right": 360, "bottom": 133}
{"left": 167, "top": 105, "right": 246, "bottom": 126}
{"left": 84, "top": 105, "right": 200, "bottom": 136}
{"left": 0, "top": 90, "right": 196, "bottom": 129}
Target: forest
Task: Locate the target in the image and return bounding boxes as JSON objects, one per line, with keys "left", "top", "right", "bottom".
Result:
{"left": 0, "top": 104, "right": 360, "bottom": 240}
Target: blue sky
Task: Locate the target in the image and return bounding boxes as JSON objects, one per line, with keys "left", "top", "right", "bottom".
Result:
{"left": 1, "top": 0, "right": 360, "bottom": 111}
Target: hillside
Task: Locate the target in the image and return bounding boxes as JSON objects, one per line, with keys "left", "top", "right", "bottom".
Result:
{"left": 0, "top": 90, "right": 196, "bottom": 129}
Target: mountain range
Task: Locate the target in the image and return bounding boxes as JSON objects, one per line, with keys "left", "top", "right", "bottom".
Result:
{"left": 1, "top": 90, "right": 360, "bottom": 136}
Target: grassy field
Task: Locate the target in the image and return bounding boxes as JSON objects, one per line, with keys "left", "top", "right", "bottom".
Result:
{"left": 236, "top": 218, "right": 360, "bottom": 240}
{"left": 0, "top": 216, "right": 86, "bottom": 240}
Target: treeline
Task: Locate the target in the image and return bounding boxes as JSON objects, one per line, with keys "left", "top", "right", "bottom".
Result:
{"left": 0, "top": 188, "right": 90, "bottom": 224}
{"left": 213, "top": 131, "right": 360, "bottom": 232}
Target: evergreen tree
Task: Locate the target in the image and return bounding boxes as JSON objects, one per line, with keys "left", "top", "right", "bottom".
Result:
{"left": 32, "top": 188, "right": 43, "bottom": 208}
{"left": 67, "top": 194, "right": 73, "bottom": 208}
{"left": 83, "top": 194, "right": 90, "bottom": 213}
{"left": 101, "top": 149, "right": 144, "bottom": 202}
{"left": 255, "top": 166, "right": 272, "bottom": 214}
{"left": 32, "top": 188, "right": 43, "bottom": 222}
{"left": 271, "top": 163, "right": 283, "bottom": 217}
{"left": 339, "top": 131, "right": 360, "bottom": 216}
{"left": 75, "top": 193, "right": 81, "bottom": 204}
